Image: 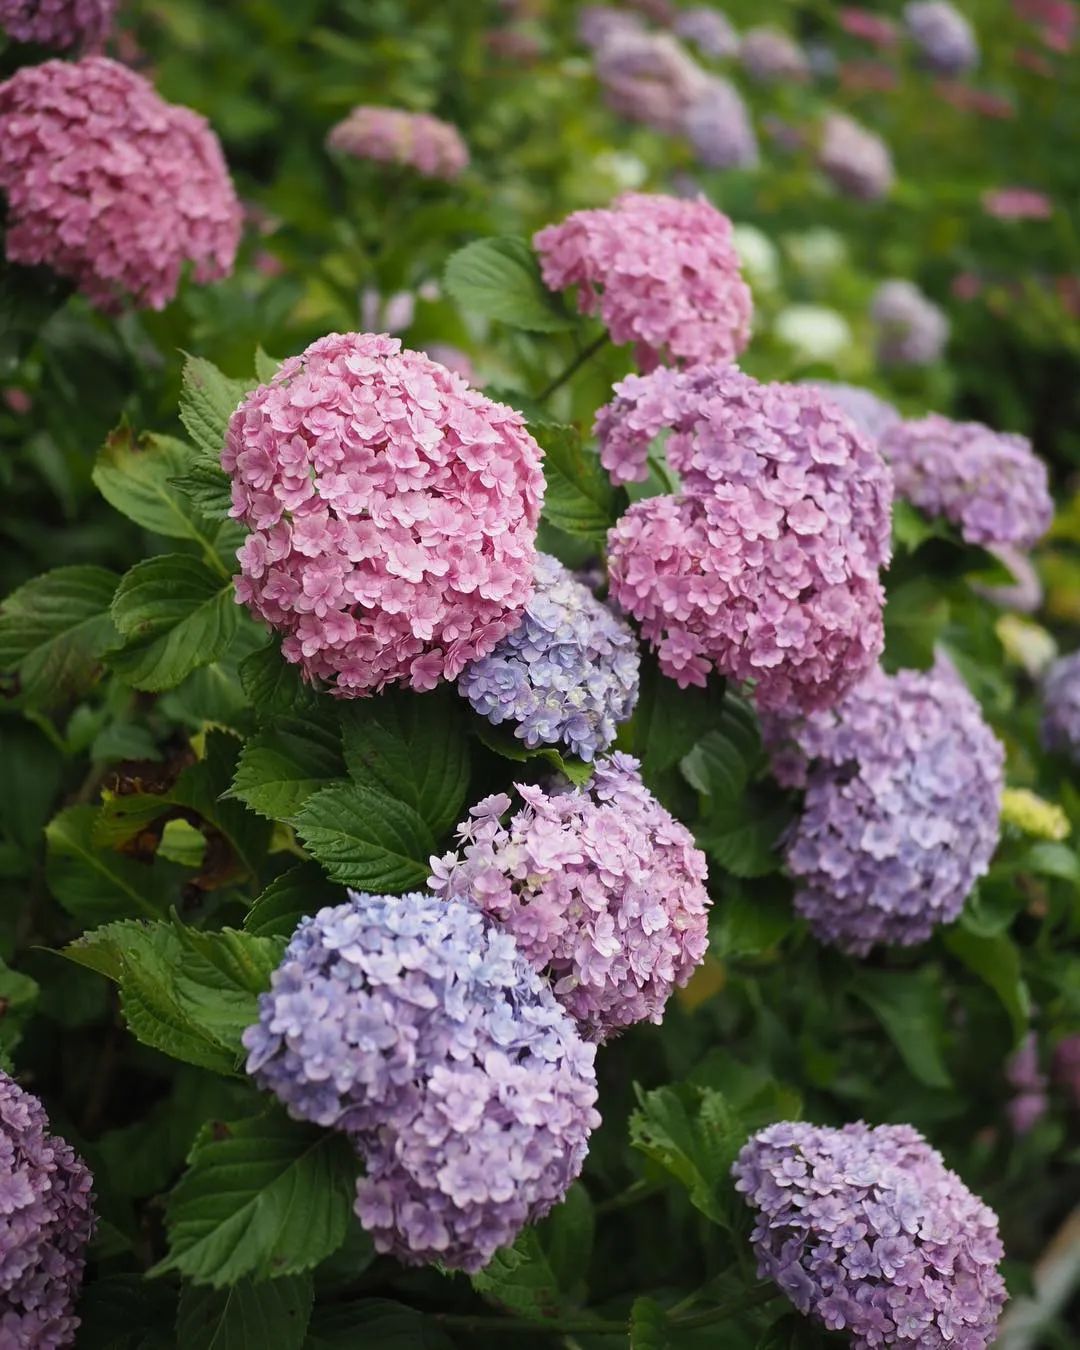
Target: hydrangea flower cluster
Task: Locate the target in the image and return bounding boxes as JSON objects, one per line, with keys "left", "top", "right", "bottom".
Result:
{"left": 326, "top": 106, "right": 468, "bottom": 180}
{"left": 1005, "top": 1033, "right": 1049, "bottom": 1135}
{"left": 805, "top": 381, "right": 902, "bottom": 445}
{"left": 684, "top": 77, "right": 759, "bottom": 170}
{"left": 767, "top": 661, "right": 1004, "bottom": 954}
{"left": 871, "top": 280, "right": 949, "bottom": 366}
{"left": 673, "top": 7, "right": 739, "bottom": 58}
{"left": 244, "top": 890, "right": 599, "bottom": 1272}
{"left": 732, "top": 1121, "right": 1007, "bottom": 1348}
{"left": 0, "top": 1072, "right": 95, "bottom": 1349}
{"left": 840, "top": 7, "right": 900, "bottom": 48}
{"left": 224, "top": 332, "right": 544, "bottom": 696}
{"left": 533, "top": 193, "right": 752, "bottom": 372}
{"left": 1041, "top": 651, "right": 1080, "bottom": 759}
{"left": 0, "top": 0, "right": 115, "bottom": 48}
{"left": 739, "top": 26, "right": 810, "bottom": 82}
{"left": 593, "top": 30, "right": 710, "bottom": 136}
{"left": 0, "top": 57, "right": 241, "bottom": 312}
{"left": 600, "top": 366, "right": 893, "bottom": 712}
{"left": 880, "top": 414, "right": 1052, "bottom": 549}
{"left": 904, "top": 1, "right": 979, "bottom": 73}
{"left": 818, "top": 113, "right": 895, "bottom": 201}
{"left": 982, "top": 187, "right": 1054, "bottom": 220}
{"left": 431, "top": 755, "right": 710, "bottom": 1041}
{"left": 578, "top": 4, "right": 644, "bottom": 49}
{"left": 458, "top": 553, "right": 639, "bottom": 761}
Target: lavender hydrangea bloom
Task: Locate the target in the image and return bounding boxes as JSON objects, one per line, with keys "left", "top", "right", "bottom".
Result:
{"left": 684, "top": 77, "right": 759, "bottom": 170}
{"left": 732, "top": 1121, "right": 1007, "bottom": 1348}
{"left": 881, "top": 414, "right": 1052, "bottom": 550}
{"left": 1041, "top": 651, "right": 1080, "bottom": 759}
{"left": 593, "top": 30, "right": 711, "bottom": 136}
{"left": 0, "top": 0, "right": 115, "bottom": 49}
{"left": 674, "top": 7, "right": 739, "bottom": 59}
{"left": 244, "top": 890, "right": 599, "bottom": 1272}
{"left": 767, "top": 661, "right": 1004, "bottom": 954}
{"left": 804, "top": 381, "right": 902, "bottom": 446}
{"left": 0, "top": 1072, "right": 95, "bottom": 1349}
{"left": 904, "top": 1, "right": 979, "bottom": 73}
{"left": 871, "top": 280, "right": 949, "bottom": 366}
{"left": 431, "top": 754, "right": 711, "bottom": 1041}
{"left": 739, "top": 26, "right": 810, "bottom": 82}
{"left": 458, "top": 553, "right": 639, "bottom": 761}
{"left": 818, "top": 113, "right": 895, "bottom": 201}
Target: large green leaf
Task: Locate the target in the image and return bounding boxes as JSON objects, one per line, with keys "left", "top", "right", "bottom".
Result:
{"left": 93, "top": 425, "right": 216, "bottom": 543}
{"left": 529, "top": 420, "right": 627, "bottom": 542}
{"left": 231, "top": 711, "right": 345, "bottom": 821}
{"left": 472, "top": 1184, "right": 594, "bottom": 1319}
{"left": 632, "top": 656, "right": 729, "bottom": 779}
{"left": 177, "top": 1275, "right": 314, "bottom": 1350}
{"left": 244, "top": 863, "right": 343, "bottom": 940}
{"left": 45, "top": 804, "right": 180, "bottom": 924}
{"left": 155, "top": 1109, "right": 359, "bottom": 1287}
{"left": 295, "top": 783, "right": 435, "bottom": 892}
{"left": 849, "top": 968, "right": 953, "bottom": 1089}
{"left": 339, "top": 688, "right": 469, "bottom": 837}
{"left": 240, "top": 642, "right": 317, "bottom": 717}
{"left": 304, "top": 1301, "right": 454, "bottom": 1350}
{"left": 75, "top": 1274, "right": 177, "bottom": 1350}
{"left": 944, "top": 927, "right": 1030, "bottom": 1042}
{"left": 179, "top": 355, "right": 254, "bottom": 460}
{"left": 109, "top": 555, "right": 240, "bottom": 692}
{"left": 443, "top": 236, "right": 576, "bottom": 333}
{"left": 0, "top": 565, "right": 118, "bottom": 707}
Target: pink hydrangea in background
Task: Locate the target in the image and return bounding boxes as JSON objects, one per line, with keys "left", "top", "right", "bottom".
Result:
{"left": 739, "top": 25, "right": 810, "bottom": 82}
{"left": 803, "top": 381, "right": 902, "bottom": 446}
{"left": 224, "top": 332, "right": 544, "bottom": 696}
{"left": 0, "top": 0, "right": 115, "bottom": 48}
{"left": 578, "top": 4, "right": 645, "bottom": 48}
{"left": 673, "top": 6, "right": 739, "bottom": 59}
{"left": 534, "top": 193, "right": 752, "bottom": 371}
{"left": 818, "top": 112, "right": 895, "bottom": 201}
{"left": 0, "top": 57, "right": 240, "bottom": 313}
{"left": 431, "top": 754, "right": 710, "bottom": 1041}
{"left": 601, "top": 367, "right": 892, "bottom": 713}
{"left": 881, "top": 414, "right": 1052, "bottom": 549}
{"left": 871, "top": 279, "right": 949, "bottom": 365}
{"left": 326, "top": 106, "right": 468, "bottom": 180}
{"left": 593, "top": 30, "right": 711, "bottom": 136}
{"left": 904, "top": 0, "right": 979, "bottom": 73}
{"left": 983, "top": 187, "right": 1053, "bottom": 220}
{"left": 839, "top": 7, "right": 900, "bottom": 47}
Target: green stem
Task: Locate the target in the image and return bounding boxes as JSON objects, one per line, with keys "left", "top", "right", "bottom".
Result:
{"left": 538, "top": 332, "right": 608, "bottom": 401}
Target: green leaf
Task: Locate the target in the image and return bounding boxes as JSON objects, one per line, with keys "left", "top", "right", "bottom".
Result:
{"left": 632, "top": 656, "right": 729, "bottom": 779}
{"left": 339, "top": 688, "right": 469, "bottom": 837}
{"left": 629, "top": 1297, "right": 670, "bottom": 1350}
{"left": 472, "top": 718, "right": 594, "bottom": 786}
{"left": 472, "top": 1185, "right": 593, "bottom": 1319}
{"left": 849, "top": 968, "right": 954, "bottom": 1089}
{"left": 295, "top": 783, "right": 435, "bottom": 893}
{"left": 177, "top": 1275, "right": 313, "bottom": 1350}
{"left": 943, "top": 927, "right": 1030, "bottom": 1042}
{"left": 94, "top": 425, "right": 214, "bottom": 542}
{"left": 630, "top": 1086, "right": 743, "bottom": 1228}
{"left": 172, "top": 461, "right": 233, "bottom": 521}
{"left": 109, "top": 555, "right": 240, "bottom": 692}
{"left": 304, "top": 1300, "right": 454, "bottom": 1350}
{"left": 179, "top": 355, "right": 253, "bottom": 460}
{"left": 241, "top": 642, "right": 317, "bottom": 717}
{"left": 529, "top": 420, "right": 627, "bottom": 542}
{"left": 45, "top": 804, "right": 180, "bottom": 924}
{"left": 155, "top": 1109, "right": 359, "bottom": 1287}
{"left": 0, "top": 956, "right": 38, "bottom": 1057}
{"left": 0, "top": 565, "right": 118, "bottom": 707}
{"left": 891, "top": 500, "right": 947, "bottom": 554}
{"left": 254, "top": 347, "right": 281, "bottom": 384}
{"left": 76, "top": 1273, "right": 177, "bottom": 1350}
{"left": 244, "top": 863, "right": 343, "bottom": 940}
{"left": 443, "top": 236, "right": 577, "bottom": 333}
{"left": 883, "top": 577, "right": 949, "bottom": 672}
{"left": 231, "top": 711, "right": 345, "bottom": 821}
{"left": 710, "top": 880, "right": 795, "bottom": 958}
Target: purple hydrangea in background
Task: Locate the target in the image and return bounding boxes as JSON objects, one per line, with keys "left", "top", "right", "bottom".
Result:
{"left": 0, "top": 0, "right": 115, "bottom": 48}
{"left": 970, "top": 544, "right": 1043, "bottom": 613}
{"left": 1041, "top": 651, "right": 1080, "bottom": 759}
{"left": 578, "top": 4, "right": 645, "bottom": 49}
{"left": 1053, "top": 1034, "right": 1080, "bottom": 1108}
{"left": 766, "top": 660, "right": 1004, "bottom": 954}
{"left": 871, "top": 280, "right": 949, "bottom": 366}
{"left": 593, "top": 30, "right": 710, "bottom": 137}
{"left": 601, "top": 366, "right": 893, "bottom": 713}
{"left": 458, "top": 552, "right": 639, "bottom": 761}
{"left": 534, "top": 192, "right": 752, "bottom": 372}
{"left": 0, "top": 57, "right": 241, "bottom": 313}
{"left": 739, "top": 25, "right": 810, "bottom": 82}
{"left": 881, "top": 414, "right": 1052, "bottom": 549}
{"left": 244, "top": 890, "right": 599, "bottom": 1272}
{"left": 0, "top": 1071, "right": 95, "bottom": 1349}
{"left": 805, "top": 381, "right": 902, "bottom": 445}
{"left": 904, "top": 1, "right": 979, "bottom": 73}
{"left": 818, "top": 113, "right": 895, "bottom": 201}
{"left": 674, "top": 7, "right": 739, "bottom": 58}
{"left": 431, "top": 754, "right": 711, "bottom": 1041}
{"left": 732, "top": 1120, "right": 1007, "bottom": 1348}
{"left": 1005, "top": 1033, "right": 1049, "bottom": 1134}
{"left": 326, "top": 106, "right": 468, "bottom": 180}
{"left": 684, "top": 76, "right": 759, "bottom": 170}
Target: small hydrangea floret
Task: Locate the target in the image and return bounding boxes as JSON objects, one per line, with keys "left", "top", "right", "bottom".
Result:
{"left": 326, "top": 106, "right": 468, "bottom": 180}
{"left": 732, "top": 1120, "right": 1006, "bottom": 1349}
{"left": 431, "top": 754, "right": 711, "bottom": 1040}
{"left": 224, "top": 332, "right": 545, "bottom": 696}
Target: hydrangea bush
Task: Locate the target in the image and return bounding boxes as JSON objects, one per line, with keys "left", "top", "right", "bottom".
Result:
{"left": 0, "top": 1, "right": 1077, "bottom": 1347}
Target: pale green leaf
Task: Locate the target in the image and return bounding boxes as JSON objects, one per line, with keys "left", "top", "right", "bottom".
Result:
{"left": 0, "top": 565, "right": 118, "bottom": 707}
{"left": 443, "top": 236, "right": 576, "bottom": 333}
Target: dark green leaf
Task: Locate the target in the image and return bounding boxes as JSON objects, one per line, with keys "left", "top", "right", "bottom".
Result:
{"left": 472, "top": 1185, "right": 594, "bottom": 1319}
{"left": 530, "top": 419, "right": 627, "bottom": 542}
{"left": 632, "top": 655, "right": 729, "bottom": 779}
{"left": 295, "top": 783, "right": 436, "bottom": 892}
{"left": 179, "top": 355, "right": 254, "bottom": 460}
{"left": 629, "top": 1298, "right": 670, "bottom": 1350}
{"left": 472, "top": 718, "right": 594, "bottom": 786}
{"left": 630, "top": 1086, "right": 743, "bottom": 1228}
{"left": 849, "top": 968, "right": 953, "bottom": 1089}
{"left": 443, "top": 236, "right": 576, "bottom": 333}
{"left": 240, "top": 642, "right": 317, "bottom": 717}
{"left": 45, "top": 804, "right": 180, "bottom": 924}
{"left": 76, "top": 1273, "right": 177, "bottom": 1350}
{"left": 304, "top": 1300, "right": 454, "bottom": 1350}
{"left": 0, "top": 565, "right": 118, "bottom": 707}
{"left": 244, "top": 863, "right": 343, "bottom": 940}
{"left": 944, "top": 927, "right": 1030, "bottom": 1041}
{"left": 231, "top": 710, "right": 345, "bottom": 821}
{"left": 177, "top": 1274, "right": 313, "bottom": 1350}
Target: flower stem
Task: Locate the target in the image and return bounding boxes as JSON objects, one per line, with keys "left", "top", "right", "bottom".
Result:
{"left": 538, "top": 332, "right": 609, "bottom": 401}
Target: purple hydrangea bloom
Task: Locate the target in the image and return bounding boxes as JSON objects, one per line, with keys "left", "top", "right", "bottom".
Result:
{"left": 766, "top": 661, "right": 1004, "bottom": 954}
{"left": 871, "top": 280, "right": 949, "bottom": 366}
{"left": 1005, "top": 1033, "right": 1049, "bottom": 1134}
{"left": 881, "top": 414, "right": 1052, "bottom": 550}
{"left": 244, "top": 890, "right": 599, "bottom": 1273}
{"left": 578, "top": 5, "right": 645, "bottom": 49}
{"left": 458, "top": 553, "right": 640, "bottom": 761}
{"left": 600, "top": 365, "right": 893, "bottom": 713}
{"left": 804, "top": 381, "right": 902, "bottom": 446}
{"left": 732, "top": 1120, "right": 1007, "bottom": 1349}
{"left": 430, "top": 754, "right": 711, "bottom": 1041}
{"left": 684, "top": 76, "right": 759, "bottom": 170}
{"left": 739, "top": 26, "right": 810, "bottom": 82}
{"left": 904, "top": 1, "right": 979, "bottom": 73}
{"left": 1041, "top": 651, "right": 1080, "bottom": 759}
{"left": 593, "top": 30, "right": 712, "bottom": 137}
{"left": 0, "top": 0, "right": 115, "bottom": 48}
{"left": 818, "top": 113, "right": 895, "bottom": 201}
{"left": 970, "top": 544, "right": 1043, "bottom": 613}
{"left": 674, "top": 7, "right": 739, "bottom": 59}
{"left": 0, "top": 1072, "right": 95, "bottom": 1349}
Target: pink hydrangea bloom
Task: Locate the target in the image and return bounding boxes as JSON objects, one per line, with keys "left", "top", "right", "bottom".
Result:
{"left": 533, "top": 193, "right": 752, "bottom": 372}
{"left": 839, "top": 8, "right": 900, "bottom": 47}
{"left": 326, "top": 106, "right": 468, "bottom": 180}
{"left": 224, "top": 332, "right": 545, "bottom": 696}
{"left": 601, "top": 367, "right": 893, "bottom": 712}
{"left": 0, "top": 57, "right": 240, "bottom": 313}
{"left": 0, "top": 0, "right": 115, "bottom": 48}
{"left": 430, "top": 754, "right": 710, "bottom": 1041}
{"left": 983, "top": 187, "right": 1053, "bottom": 220}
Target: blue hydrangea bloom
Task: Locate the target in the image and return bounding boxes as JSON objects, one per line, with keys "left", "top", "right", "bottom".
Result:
{"left": 458, "top": 552, "right": 639, "bottom": 760}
